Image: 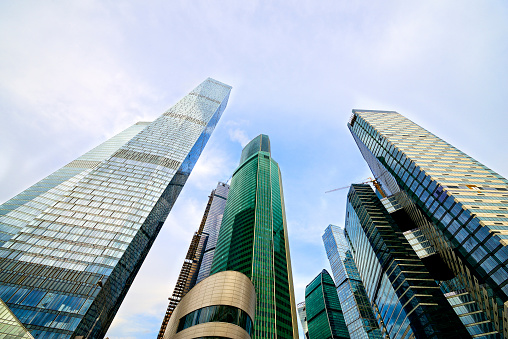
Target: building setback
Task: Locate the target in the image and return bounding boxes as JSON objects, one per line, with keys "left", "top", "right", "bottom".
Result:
{"left": 0, "top": 78, "right": 231, "bottom": 339}
{"left": 345, "top": 184, "right": 470, "bottom": 338}
{"left": 322, "top": 225, "right": 383, "bottom": 339}
{"left": 157, "top": 182, "right": 229, "bottom": 338}
{"left": 381, "top": 193, "right": 499, "bottom": 337}
{"left": 210, "top": 134, "right": 299, "bottom": 339}
{"left": 304, "top": 269, "right": 349, "bottom": 339}
{"left": 348, "top": 109, "right": 508, "bottom": 337}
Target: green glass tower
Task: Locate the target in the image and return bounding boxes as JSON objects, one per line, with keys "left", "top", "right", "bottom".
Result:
{"left": 305, "top": 270, "right": 349, "bottom": 339}
{"left": 210, "top": 134, "right": 299, "bottom": 339}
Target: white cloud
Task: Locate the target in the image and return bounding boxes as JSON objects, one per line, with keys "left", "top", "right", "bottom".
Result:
{"left": 0, "top": 2, "right": 507, "bottom": 338}
{"left": 228, "top": 128, "right": 250, "bottom": 147}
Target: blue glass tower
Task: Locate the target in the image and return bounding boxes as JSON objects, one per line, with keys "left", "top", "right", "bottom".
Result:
{"left": 323, "top": 225, "right": 383, "bottom": 339}
{"left": 0, "top": 78, "right": 231, "bottom": 339}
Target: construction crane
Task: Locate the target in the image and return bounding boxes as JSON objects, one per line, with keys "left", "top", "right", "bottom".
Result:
{"left": 325, "top": 177, "right": 387, "bottom": 198}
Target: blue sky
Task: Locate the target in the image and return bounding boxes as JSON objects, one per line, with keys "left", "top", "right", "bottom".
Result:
{"left": 0, "top": 1, "right": 507, "bottom": 338}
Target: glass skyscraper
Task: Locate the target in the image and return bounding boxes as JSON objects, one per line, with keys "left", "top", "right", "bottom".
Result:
{"left": 0, "top": 297, "right": 34, "bottom": 339}
{"left": 196, "top": 182, "right": 230, "bottom": 283}
{"left": 210, "top": 134, "right": 299, "bottom": 339}
{"left": 322, "top": 225, "right": 383, "bottom": 339}
{"left": 304, "top": 269, "right": 349, "bottom": 339}
{"left": 0, "top": 78, "right": 232, "bottom": 339}
{"left": 380, "top": 193, "right": 499, "bottom": 337}
{"left": 348, "top": 109, "right": 508, "bottom": 337}
{"left": 297, "top": 302, "right": 309, "bottom": 339}
{"left": 157, "top": 181, "right": 229, "bottom": 338}
{"left": 345, "top": 184, "right": 470, "bottom": 338}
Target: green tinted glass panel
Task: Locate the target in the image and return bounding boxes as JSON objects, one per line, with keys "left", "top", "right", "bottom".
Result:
{"left": 305, "top": 270, "right": 349, "bottom": 339}
{"left": 211, "top": 138, "right": 295, "bottom": 339}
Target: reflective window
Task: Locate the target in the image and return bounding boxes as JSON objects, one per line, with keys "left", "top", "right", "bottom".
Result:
{"left": 176, "top": 305, "right": 253, "bottom": 336}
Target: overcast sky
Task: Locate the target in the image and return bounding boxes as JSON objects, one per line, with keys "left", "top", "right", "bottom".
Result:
{"left": 1, "top": 1, "right": 507, "bottom": 338}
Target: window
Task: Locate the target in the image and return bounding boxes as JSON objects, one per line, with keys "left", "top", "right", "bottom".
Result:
{"left": 177, "top": 305, "right": 253, "bottom": 336}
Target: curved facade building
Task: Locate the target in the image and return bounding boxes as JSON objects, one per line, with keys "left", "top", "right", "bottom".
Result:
{"left": 210, "top": 134, "right": 299, "bottom": 338}
{"left": 163, "top": 271, "right": 256, "bottom": 339}
{"left": 305, "top": 270, "right": 349, "bottom": 339}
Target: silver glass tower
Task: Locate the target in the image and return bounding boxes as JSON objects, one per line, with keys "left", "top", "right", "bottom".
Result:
{"left": 0, "top": 122, "right": 150, "bottom": 244}
{"left": 0, "top": 78, "right": 232, "bottom": 339}
{"left": 297, "top": 302, "right": 309, "bottom": 339}
{"left": 157, "top": 181, "right": 229, "bottom": 338}
{"left": 195, "top": 182, "right": 229, "bottom": 283}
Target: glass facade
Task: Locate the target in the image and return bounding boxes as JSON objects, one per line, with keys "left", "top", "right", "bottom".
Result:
{"left": 439, "top": 277, "right": 499, "bottom": 338}
{"left": 176, "top": 305, "right": 253, "bottom": 336}
{"left": 210, "top": 134, "right": 299, "bottom": 339}
{"left": 297, "top": 302, "right": 309, "bottom": 339}
{"left": 0, "top": 296, "right": 34, "bottom": 339}
{"left": 378, "top": 191, "right": 499, "bottom": 337}
{"left": 0, "top": 78, "right": 232, "bottom": 339}
{"left": 345, "top": 184, "right": 470, "bottom": 338}
{"left": 322, "top": 225, "right": 382, "bottom": 339}
{"left": 348, "top": 110, "right": 508, "bottom": 336}
{"left": 158, "top": 182, "right": 229, "bottom": 338}
{"left": 0, "top": 122, "right": 150, "bottom": 247}
{"left": 305, "top": 269, "right": 349, "bottom": 339}
{"left": 196, "top": 182, "right": 230, "bottom": 283}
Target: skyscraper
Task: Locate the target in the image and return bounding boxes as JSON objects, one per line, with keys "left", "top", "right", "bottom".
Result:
{"left": 322, "top": 225, "right": 383, "bottom": 339}
{"left": 210, "top": 134, "right": 299, "bottom": 339}
{"left": 196, "top": 182, "right": 230, "bottom": 283}
{"left": 297, "top": 302, "right": 309, "bottom": 339}
{"left": 0, "top": 78, "right": 232, "bottom": 339}
{"left": 348, "top": 109, "right": 508, "bottom": 336}
{"left": 0, "top": 297, "right": 34, "bottom": 339}
{"left": 304, "top": 269, "right": 349, "bottom": 339}
{"left": 158, "top": 182, "right": 229, "bottom": 338}
{"left": 381, "top": 194, "right": 499, "bottom": 337}
{"left": 345, "top": 184, "right": 469, "bottom": 338}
